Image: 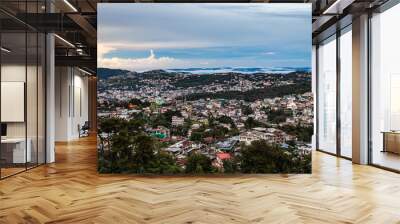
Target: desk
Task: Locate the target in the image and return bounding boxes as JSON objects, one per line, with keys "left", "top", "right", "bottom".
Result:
{"left": 1, "top": 138, "right": 31, "bottom": 164}
{"left": 382, "top": 131, "right": 400, "bottom": 154}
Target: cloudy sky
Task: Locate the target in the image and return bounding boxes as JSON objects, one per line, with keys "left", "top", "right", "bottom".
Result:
{"left": 98, "top": 4, "right": 311, "bottom": 72}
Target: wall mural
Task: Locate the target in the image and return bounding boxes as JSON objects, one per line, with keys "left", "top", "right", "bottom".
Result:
{"left": 97, "top": 3, "right": 313, "bottom": 174}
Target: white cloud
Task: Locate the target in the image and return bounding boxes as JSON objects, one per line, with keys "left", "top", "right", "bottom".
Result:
{"left": 98, "top": 49, "right": 190, "bottom": 71}
{"left": 97, "top": 43, "right": 115, "bottom": 59}
{"left": 98, "top": 40, "right": 218, "bottom": 53}
{"left": 262, "top": 51, "right": 276, "bottom": 55}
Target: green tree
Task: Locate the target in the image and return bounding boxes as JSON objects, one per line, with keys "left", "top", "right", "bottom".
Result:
{"left": 132, "top": 135, "right": 157, "bottom": 173}
{"left": 108, "top": 129, "right": 135, "bottom": 173}
{"left": 281, "top": 124, "right": 313, "bottom": 142}
{"left": 98, "top": 117, "right": 125, "bottom": 134}
{"left": 163, "top": 110, "right": 182, "bottom": 122}
{"left": 223, "top": 159, "right": 238, "bottom": 173}
{"left": 150, "top": 114, "right": 170, "bottom": 128}
{"left": 127, "top": 118, "right": 146, "bottom": 133}
{"left": 185, "top": 153, "right": 213, "bottom": 174}
{"left": 190, "top": 132, "right": 203, "bottom": 142}
{"left": 244, "top": 117, "right": 258, "bottom": 129}
{"left": 128, "top": 98, "right": 150, "bottom": 108}
{"left": 148, "top": 151, "right": 182, "bottom": 174}
{"left": 241, "top": 105, "right": 254, "bottom": 115}
{"left": 264, "top": 109, "right": 291, "bottom": 124}
{"left": 217, "top": 115, "right": 234, "bottom": 125}
{"left": 240, "top": 140, "right": 292, "bottom": 173}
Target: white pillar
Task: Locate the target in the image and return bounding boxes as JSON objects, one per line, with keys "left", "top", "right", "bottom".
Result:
{"left": 55, "top": 67, "right": 73, "bottom": 141}
{"left": 352, "top": 14, "right": 369, "bottom": 164}
{"left": 46, "top": 32, "right": 55, "bottom": 163}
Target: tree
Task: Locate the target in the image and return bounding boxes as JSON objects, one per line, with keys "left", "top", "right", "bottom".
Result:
{"left": 207, "top": 116, "right": 217, "bottom": 128}
{"left": 127, "top": 118, "right": 146, "bottom": 133}
{"left": 244, "top": 117, "right": 258, "bottom": 129}
{"left": 98, "top": 117, "right": 125, "bottom": 134}
{"left": 163, "top": 110, "right": 182, "bottom": 122}
{"left": 223, "top": 159, "right": 238, "bottom": 173}
{"left": 265, "top": 109, "right": 291, "bottom": 124}
{"left": 217, "top": 115, "right": 236, "bottom": 129}
{"left": 128, "top": 98, "right": 150, "bottom": 108}
{"left": 241, "top": 105, "right": 254, "bottom": 115}
{"left": 150, "top": 114, "right": 169, "bottom": 128}
{"left": 190, "top": 132, "right": 203, "bottom": 142}
{"left": 281, "top": 124, "right": 313, "bottom": 142}
{"left": 209, "top": 126, "right": 229, "bottom": 139}
{"left": 240, "top": 140, "right": 293, "bottom": 173}
{"left": 217, "top": 115, "right": 234, "bottom": 125}
{"left": 147, "top": 151, "right": 182, "bottom": 174}
{"left": 132, "top": 135, "right": 157, "bottom": 173}
{"left": 108, "top": 129, "right": 135, "bottom": 173}
{"left": 185, "top": 153, "right": 213, "bottom": 174}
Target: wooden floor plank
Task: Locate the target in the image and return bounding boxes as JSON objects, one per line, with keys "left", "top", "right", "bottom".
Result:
{"left": 0, "top": 136, "right": 400, "bottom": 223}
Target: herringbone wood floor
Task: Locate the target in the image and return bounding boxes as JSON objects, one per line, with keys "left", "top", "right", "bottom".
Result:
{"left": 1, "top": 136, "right": 400, "bottom": 224}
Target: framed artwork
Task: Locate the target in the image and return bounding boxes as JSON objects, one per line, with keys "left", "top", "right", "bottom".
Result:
{"left": 97, "top": 3, "right": 312, "bottom": 174}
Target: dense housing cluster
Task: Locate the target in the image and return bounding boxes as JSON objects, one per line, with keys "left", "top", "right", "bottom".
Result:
{"left": 97, "top": 69, "right": 313, "bottom": 174}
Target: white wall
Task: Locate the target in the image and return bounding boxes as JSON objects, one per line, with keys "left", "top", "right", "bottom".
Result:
{"left": 1, "top": 63, "right": 46, "bottom": 164}
{"left": 55, "top": 67, "right": 89, "bottom": 141}
{"left": 1, "top": 65, "right": 26, "bottom": 138}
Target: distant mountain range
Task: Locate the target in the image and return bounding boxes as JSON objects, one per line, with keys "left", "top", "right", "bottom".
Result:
{"left": 97, "top": 68, "right": 131, "bottom": 79}
{"left": 166, "top": 67, "right": 311, "bottom": 74}
{"left": 97, "top": 67, "right": 311, "bottom": 79}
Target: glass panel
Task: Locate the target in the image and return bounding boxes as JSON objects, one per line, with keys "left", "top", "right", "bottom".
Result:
{"left": 26, "top": 0, "right": 40, "bottom": 169}
{"left": 371, "top": 4, "right": 400, "bottom": 171}
{"left": 38, "top": 32, "right": 45, "bottom": 165}
{"left": 1, "top": 30, "right": 27, "bottom": 178}
{"left": 27, "top": 31, "right": 38, "bottom": 169}
{"left": 317, "top": 35, "right": 337, "bottom": 154}
{"left": 339, "top": 27, "right": 352, "bottom": 158}
{"left": 0, "top": 1, "right": 46, "bottom": 178}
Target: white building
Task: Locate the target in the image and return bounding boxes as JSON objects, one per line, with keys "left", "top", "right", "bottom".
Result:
{"left": 171, "top": 116, "right": 185, "bottom": 126}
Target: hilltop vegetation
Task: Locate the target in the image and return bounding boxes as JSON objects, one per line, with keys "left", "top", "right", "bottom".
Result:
{"left": 181, "top": 82, "right": 311, "bottom": 102}
{"left": 97, "top": 68, "right": 131, "bottom": 79}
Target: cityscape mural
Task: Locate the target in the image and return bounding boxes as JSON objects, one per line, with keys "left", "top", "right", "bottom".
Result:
{"left": 97, "top": 3, "right": 313, "bottom": 174}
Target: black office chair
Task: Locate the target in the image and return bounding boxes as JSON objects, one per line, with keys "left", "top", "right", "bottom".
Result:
{"left": 79, "top": 121, "right": 90, "bottom": 138}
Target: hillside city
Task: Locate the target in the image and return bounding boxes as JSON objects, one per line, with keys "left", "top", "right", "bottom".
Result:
{"left": 97, "top": 68, "right": 313, "bottom": 174}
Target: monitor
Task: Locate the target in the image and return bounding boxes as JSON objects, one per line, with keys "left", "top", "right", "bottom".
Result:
{"left": 1, "top": 123, "right": 7, "bottom": 137}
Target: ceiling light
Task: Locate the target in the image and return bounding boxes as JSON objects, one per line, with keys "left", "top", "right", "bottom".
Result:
{"left": 323, "top": 0, "right": 355, "bottom": 15}
{"left": 54, "top": 34, "right": 75, "bottom": 48}
{"left": 1, "top": 47, "right": 11, "bottom": 53}
{"left": 78, "top": 68, "right": 92, "bottom": 76}
{"left": 63, "top": 0, "right": 78, "bottom": 12}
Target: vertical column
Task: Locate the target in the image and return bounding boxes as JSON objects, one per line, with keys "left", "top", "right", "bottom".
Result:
{"left": 352, "top": 14, "right": 369, "bottom": 164}
{"left": 46, "top": 0, "right": 55, "bottom": 163}
{"left": 88, "top": 76, "right": 97, "bottom": 134}
{"left": 46, "top": 33, "right": 55, "bottom": 163}
{"left": 336, "top": 30, "right": 341, "bottom": 156}
{"left": 312, "top": 45, "right": 317, "bottom": 150}
{"left": 54, "top": 67, "right": 73, "bottom": 141}
{"left": 46, "top": 34, "right": 55, "bottom": 163}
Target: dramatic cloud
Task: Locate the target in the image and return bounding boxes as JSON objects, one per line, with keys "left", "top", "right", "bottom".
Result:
{"left": 98, "top": 3, "right": 311, "bottom": 71}
{"left": 99, "top": 49, "right": 192, "bottom": 71}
